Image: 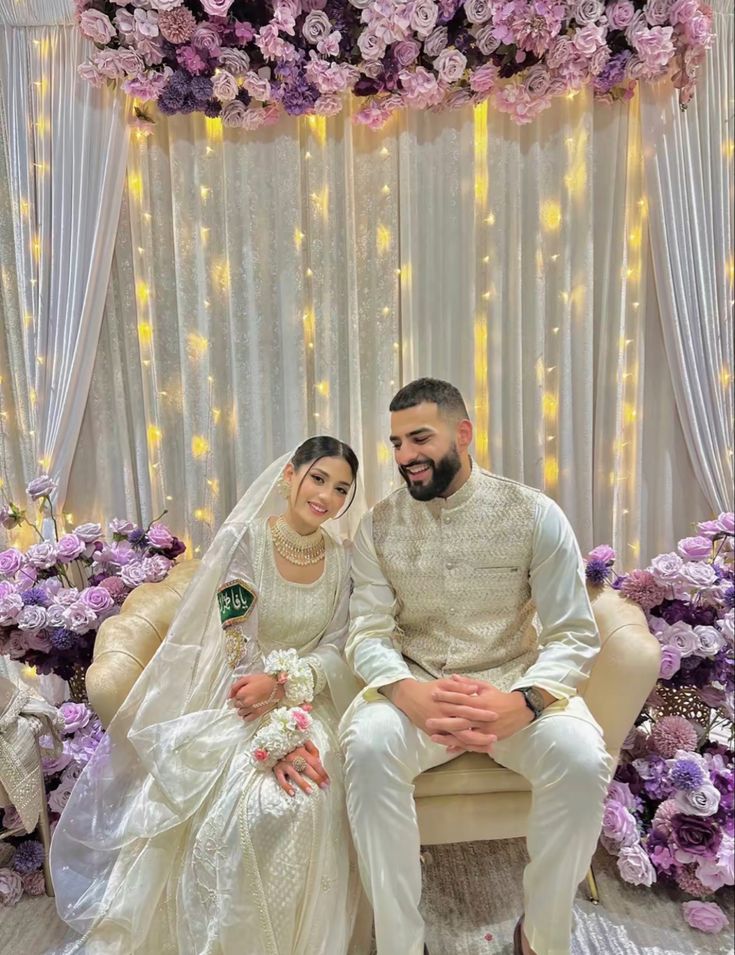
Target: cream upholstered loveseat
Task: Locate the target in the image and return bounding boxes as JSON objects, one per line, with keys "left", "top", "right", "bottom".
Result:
{"left": 86, "top": 559, "right": 660, "bottom": 901}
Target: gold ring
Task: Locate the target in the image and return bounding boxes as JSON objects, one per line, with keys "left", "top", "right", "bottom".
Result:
{"left": 292, "top": 756, "right": 308, "bottom": 773}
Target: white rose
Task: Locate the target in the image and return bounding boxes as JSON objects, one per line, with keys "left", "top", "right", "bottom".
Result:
{"left": 694, "top": 625, "right": 725, "bottom": 658}
{"left": 17, "top": 605, "right": 47, "bottom": 632}
{"left": 674, "top": 784, "right": 721, "bottom": 818}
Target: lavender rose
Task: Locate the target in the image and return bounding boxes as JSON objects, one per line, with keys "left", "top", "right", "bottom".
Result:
{"left": 682, "top": 901, "right": 729, "bottom": 934}
{"left": 464, "top": 0, "right": 492, "bottom": 23}
{"left": 411, "top": 0, "right": 439, "bottom": 37}
{"left": 62, "top": 601, "right": 97, "bottom": 634}
{"left": 649, "top": 551, "right": 683, "bottom": 584}
{"left": 575, "top": 0, "right": 605, "bottom": 23}
{"left": 73, "top": 522, "right": 102, "bottom": 543}
{"left": 607, "top": 780, "right": 636, "bottom": 810}
{"left": 678, "top": 536, "right": 712, "bottom": 560}
{"left": 394, "top": 39, "right": 421, "bottom": 66}
{"left": 587, "top": 544, "right": 616, "bottom": 564}
{"left": 213, "top": 69, "right": 238, "bottom": 102}
{"left": 57, "top": 534, "right": 86, "bottom": 562}
{"left": 26, "top": 474, "right": 57, "bottom": 500}
{"left": 602, "top": 801, "right": 638, "bottom": 846}
{"left": 424, "top": 26, "right": 448, "bottom": 56}
{"left": 659, "top": 644, "right": 682, "bottom": 679}
{"left": 26, "top": 541, "right": 58, "bottom": 570}
{"left": 0, "top": 548, "right": 24, "bottom": 577}
{"left": 717, "top": 512, "right": 734, "bottom": 534}
{"left": 303, "top": 10, "right": 331, "bottom": 44}
{"left": 617, "top": 844, "right": 657, "bottom": 886}
{"left": 680, "top": 561, "right": 717, "bottom": 589}
{"left": 146, "top": 522, "right": 174, "bottom": 549}
{"left": 0, "top": 868, "right": 24, "bottom": 906}
{"left": 79, "top": 586, "right": 114, "bottom": 615}
{"left": 16, "top": 605, "right": 47, "bottom": 632}
{"left": 59, "top": 702, "right": 92, "bottom": 733}
{"left": 434, "top": 47, "right": 467, "bottom": 83}
{"left": 660, "top": 620, "right": 699, "bottom": 657}
{"left": 48, "top": 784, "right": 72, "bottom": 815}
{"left": 109, "top": 518, "right": 135, "bottom": 536}
{"left": 79, "top": 10, "right": 116, "bottom": 44}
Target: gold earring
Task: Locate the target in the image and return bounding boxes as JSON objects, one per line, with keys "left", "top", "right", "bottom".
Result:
{"left": 278, "top": 478, "right": 291, "bottom": 499}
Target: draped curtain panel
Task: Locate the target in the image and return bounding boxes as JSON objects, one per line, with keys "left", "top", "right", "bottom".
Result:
{"left": 1, "top": 2, "right": 732, "bottom": 568}
{"left": 0, "top": 0, "right": 128, "bottom": 513}
{"left": 640, "top": 0, "right": 734, "bottom": 514}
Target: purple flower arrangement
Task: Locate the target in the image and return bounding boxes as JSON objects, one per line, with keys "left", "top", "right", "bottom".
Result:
{"left": 0, "top": 701, "right": 105, "bottom": 906}
{"left": 0, "top": 474, "right": 185, "bottom": 680}
{"left": 74, "top": 0, "right": 714, "bottom": 128}
{"left": 585, "top": 512, "right": 734, "bottom": 933}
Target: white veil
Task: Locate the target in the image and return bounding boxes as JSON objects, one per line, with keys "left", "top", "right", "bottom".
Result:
{"left": 50, "top": 445, "right": 364, "bottom": 936}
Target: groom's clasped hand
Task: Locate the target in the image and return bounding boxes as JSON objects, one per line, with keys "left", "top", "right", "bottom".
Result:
{"left": 424, "top": 675, "right": 536, "bottom": 753}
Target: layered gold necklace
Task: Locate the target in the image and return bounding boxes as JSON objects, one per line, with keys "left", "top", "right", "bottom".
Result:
{"left": 270, "top": 516, "right": 325, "bottom": 566}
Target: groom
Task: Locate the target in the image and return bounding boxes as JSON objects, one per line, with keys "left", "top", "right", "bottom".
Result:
{"left": 341, "top": 378, "right": 612, "bottom": 955}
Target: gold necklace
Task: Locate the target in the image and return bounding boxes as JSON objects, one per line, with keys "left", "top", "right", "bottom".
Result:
{"left": 270, "top": 516, "right": 325, "bottom": 566}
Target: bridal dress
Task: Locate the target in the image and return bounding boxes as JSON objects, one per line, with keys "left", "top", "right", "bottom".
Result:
{"left": 50, "top": 453, "right": 368, "bottom": 955}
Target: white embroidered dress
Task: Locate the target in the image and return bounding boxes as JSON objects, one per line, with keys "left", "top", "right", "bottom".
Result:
{"left": 51, "top": 518, "right": 364, "bottom": 955}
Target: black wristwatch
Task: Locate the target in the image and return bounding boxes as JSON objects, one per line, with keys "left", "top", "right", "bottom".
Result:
{"left": 514, "top": 686, "right": 546, "bottom": 722}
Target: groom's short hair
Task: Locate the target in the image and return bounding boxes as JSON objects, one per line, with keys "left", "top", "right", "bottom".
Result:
{"left": 389, "top": 378, "right": 470, "bottom": 422}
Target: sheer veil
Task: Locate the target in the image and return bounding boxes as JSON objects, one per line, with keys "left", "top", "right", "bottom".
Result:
{"left": 50, "top": 444, "right": 364, "bottom": 935}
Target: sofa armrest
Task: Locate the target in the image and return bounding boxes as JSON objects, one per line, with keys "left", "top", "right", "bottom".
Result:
{"left": 86, "top": 560, "right": 200, "bottom": 727}
{"left": 584, "top": 587, "right": 661, "bottom": 757}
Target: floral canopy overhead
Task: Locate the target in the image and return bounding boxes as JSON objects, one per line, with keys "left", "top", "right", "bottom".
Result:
{"left": 76, "top": 0, "right": 714, "bottom": 128}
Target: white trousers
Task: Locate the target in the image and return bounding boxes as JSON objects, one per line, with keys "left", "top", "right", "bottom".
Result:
{"left": 341, "top": 695, "right": 614, "bottom": 955}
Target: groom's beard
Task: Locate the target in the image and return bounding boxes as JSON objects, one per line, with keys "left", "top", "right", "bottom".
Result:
{"left": 399, "top": 445, "right": 462, "bottom": 501}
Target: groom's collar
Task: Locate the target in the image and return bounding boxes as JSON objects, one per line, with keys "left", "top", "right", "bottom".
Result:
{"left": 426, "top": 459, "right": 480, "bottom": 514}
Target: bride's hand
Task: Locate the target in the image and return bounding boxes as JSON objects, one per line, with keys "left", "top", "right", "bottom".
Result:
{"left": 229, "top": 673, "right": 284, "bottom": 721}
{"left": 273, "top": 741, "right": 330, "bottom": 797}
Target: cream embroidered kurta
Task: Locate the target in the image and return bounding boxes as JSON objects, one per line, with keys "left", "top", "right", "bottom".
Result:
{"left": 346, "top": 464, "right": 599, "bottom": 699}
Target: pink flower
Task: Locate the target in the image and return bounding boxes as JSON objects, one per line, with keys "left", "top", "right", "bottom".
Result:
{"left": 619, "top": 569, "right": 667, "bottom": 611}
{"left": 192, "top": 23, "right": 222, "bottom": 57}
{"left": 696, "top": 834, "right": 735, "bottom": 892}
{"left": 73, "top": 523, "right": 102, "bottom": 543}
{"left": 469, "top": 63, "right": 499, "bottom": 94}
{"left": 587, "top": 544, "right": 616, "bottom": 565}
{"left": 62, "top": 601, "right": 97, "bottom": 635}
{"left": 158, "top": 7, "right": 196, "bottom": 44}
{"left": 602, "top": 801, "right": 638, "bottom": 846}
{"left": 133, "top": 8, "right": 160, "bottom": 41}
{"left": 572, "top": 23, "right": 607, "bottom": 57}
{"left": 254, "top": 747, "right": 269, "bottom": 762}
{"left": 425, "top": 25, "right": 449, "bottom": 56}
{"left": 78, "top": 62, "right": 105, "bottom": 87}
{"left": 201, "top": 0, "right": 234, "bottom": 13}
{"left": 411, "top": 0, "right": 439, "bottom": 37}
{"left": 21, "top": 871, "right": 46, "bottom": 897}
{"left": 399, "top": 68, "right": 444, "bottom": 108}
{"left": 0, "top": 868, "right": 23, "bottom": 906}
{"left": 290, "top": 708, "right": 312, "bottom": 731}
{"left": 48, "top": 784, "right": 72, "bottom": 815}
{"left": 632, "top": 26, "right": 675, "bottom": 72}
{"left": 357, "top": 30, "right": 386, "bottom": 61}
{"left": 682, "top": 901, "right": 729, "bottom": 934}
{"left": 79, "top": 10, "right": 116, "bottom": 44}
{"left": 650, "top": 715, "right": 698, "bottom": 758}
{"left": 315, "top": 93, "right": 343, "bottom": 116}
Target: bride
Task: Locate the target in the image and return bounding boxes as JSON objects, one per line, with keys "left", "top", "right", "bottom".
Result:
{"left": 50, "top": 436, "right": 369, "bottom": 955}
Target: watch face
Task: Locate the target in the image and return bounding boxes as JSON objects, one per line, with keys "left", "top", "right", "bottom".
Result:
{"left": 527, "top": 687, "right": 545, "bottom": 711}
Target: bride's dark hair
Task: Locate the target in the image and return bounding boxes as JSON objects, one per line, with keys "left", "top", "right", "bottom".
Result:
{"left": 290, "top": 436, "right": 359, "bottom": 512}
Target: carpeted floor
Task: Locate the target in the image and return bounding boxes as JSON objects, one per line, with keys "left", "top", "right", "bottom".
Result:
{"left": 1, "top": 840, "right": 733, "bottom": 955}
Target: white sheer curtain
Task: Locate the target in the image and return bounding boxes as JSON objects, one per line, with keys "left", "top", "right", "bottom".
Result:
{"left": 0, "top": 0, "right": 128, "bottom": 511}
{"left": 60, "top": 90, "right": 716, "bottom": 565}
{"left": 640, "top": 0, "right": 734, "bottom": 513}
